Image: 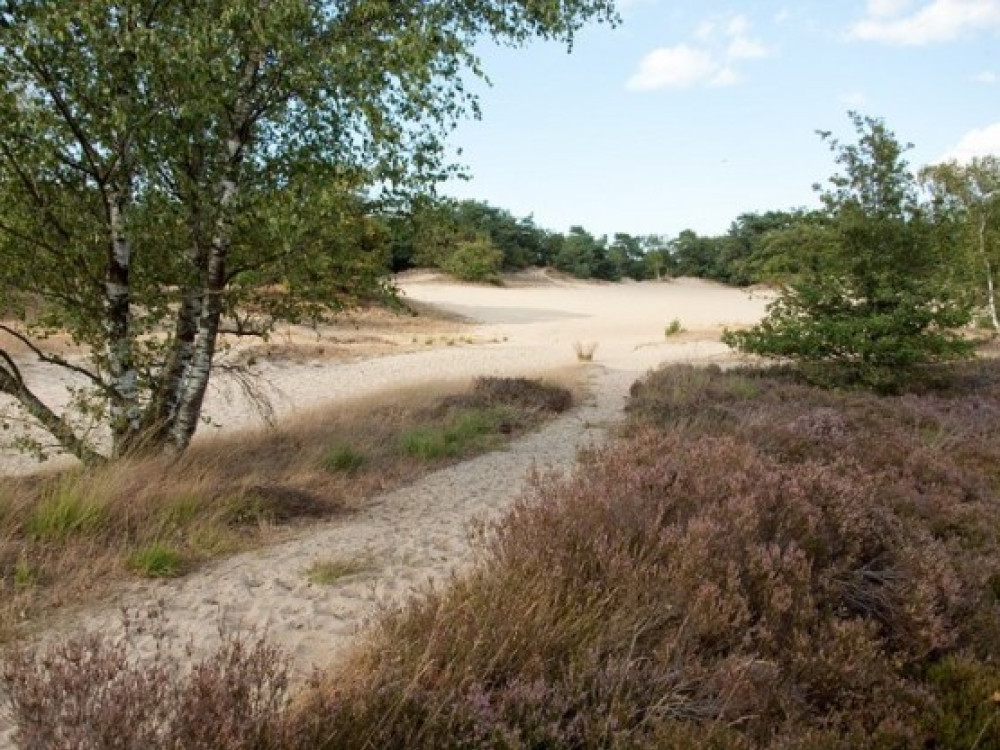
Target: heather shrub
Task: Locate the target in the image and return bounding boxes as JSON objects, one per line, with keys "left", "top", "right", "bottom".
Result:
{"left": 3, "top": 623, "right": 292, "bottom": 750}
{"left": 442, "top": 376, "right": 573, "bottom": 414}
{"left": 291, "top": 426, "right": 1000, "bottom": 748}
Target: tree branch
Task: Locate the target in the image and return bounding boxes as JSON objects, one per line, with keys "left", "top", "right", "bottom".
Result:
{"left": 0, "top": 324, "right": 113, "bottom": 398}
{"left": 0, "top": 346, "right": 105, "bottom": 466}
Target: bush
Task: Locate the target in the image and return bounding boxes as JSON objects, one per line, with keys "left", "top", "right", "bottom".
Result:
{"left": 3, "top": 623, "right": 292, "bottom": 750}
{"left": 724, "top": 114, "right": 973, "bottom": 390}
{"left": 442, "top": 376, "right": 573, "bottom": 414}
{"left": 440, "top": 238, "right": 504, "bottom": 283}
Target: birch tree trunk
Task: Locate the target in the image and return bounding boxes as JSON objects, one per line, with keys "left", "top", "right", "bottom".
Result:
{"left": 106, "top": 187, "right": 141, "bottom": 456}
{"left": 978, "top": 215, "right": 999, "bottom": 333}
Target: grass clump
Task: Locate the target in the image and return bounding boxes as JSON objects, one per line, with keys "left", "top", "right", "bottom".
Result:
{"left": 401, "top": 407, "right": 508, "bottom": 460}
{"left": 664, "top": 318, "right": 684, "bottom": 336}
{"left": 572, "top": 340, "right": 597, "bottom": 361}
{"left": 26, "top": 480, "right": 108, "bottom": 542}
{"left": 305, "top": 557, "right": 369, "bottom": 585}
{"left": 126, "top": 544, "right": 183, "bottom": 578}
{"left": 321, "top": 443, "right": 366, "bottom": 474}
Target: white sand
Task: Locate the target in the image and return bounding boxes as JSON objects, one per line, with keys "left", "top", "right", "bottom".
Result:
{"left": 0, "top": 275, "right": 770, "bottom": 746}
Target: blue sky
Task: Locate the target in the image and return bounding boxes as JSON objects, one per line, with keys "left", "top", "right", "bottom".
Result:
{"left": 443, "top": 0, "right": 1000, "bottom": 239}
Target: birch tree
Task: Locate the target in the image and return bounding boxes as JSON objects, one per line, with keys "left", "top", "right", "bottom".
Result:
{"left": 921, "top": 157, "right": 1000, "bottom": 333}
{"left": 0, "top": 0, "right": 617, "bottom": 462}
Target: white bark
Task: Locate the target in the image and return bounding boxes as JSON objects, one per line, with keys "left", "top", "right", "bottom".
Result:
{"left": 106, "top": 191, "right": 141, "bottom": 454}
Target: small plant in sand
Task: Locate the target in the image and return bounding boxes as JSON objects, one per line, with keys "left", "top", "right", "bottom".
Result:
{"left": 664, "top": 318, "right": 684, "bottom": 337}
{"left": 305, "top": 557, "right": 370, "bottom": 585}
{"left": 572, "top": 341, "right": 597, "bottom": 362}
{"left": 127, "top": 543, "right": 184, "bottom": 578}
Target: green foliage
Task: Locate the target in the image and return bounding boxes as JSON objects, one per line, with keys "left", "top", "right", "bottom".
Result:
{"left": 440, "top": 238, "right": 504, "bottom": 283}
{"left": 127, "top": 543, "right": 183, "bottom": 578}
{"left": 664, "top": 318, "right": 684, "bottom": 337}
{"left": 0, "top": 0, "right": 618, "bottom": 461}
{"left": 922, "top": 156, "right": 1000, "bottom": 331}
{"left": 725, "top": 113, "right": 973, "bottom": 388}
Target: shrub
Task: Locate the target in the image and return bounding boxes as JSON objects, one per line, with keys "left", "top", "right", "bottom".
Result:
{"left": 440, "top": 238, "right": 504, "bottom": 283}
{"left": 442, "top": 376, "right": 573, "bottom": 414}
{"left": 3, "top": 624, "right": 292, "bottom": 750}
{"left": 724, "top": 115, "right": 973, "bottom": 390}
{"left": 664, "top": 318, "right": 684, "bottom": 336}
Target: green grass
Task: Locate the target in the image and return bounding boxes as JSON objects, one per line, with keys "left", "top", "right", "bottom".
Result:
{"left": 322, "top": 443, "right": 367, "bottom": 473}
{"left": 305, "top": 557, "right": 369, "bottom": 585}
{"left": 400, "top": 407, "right": 507, "bottom": 460}
{"left": 13, "top": 554, "right": 36, "bottom": 589}
{"left": 664, "top": 318, "right": 684, "bottom": 337}
{"left": 26, "top": 482, "right": 108, "bottom": 542}
{"left": 127, "top": 543, "right": 183, "bottom": 578}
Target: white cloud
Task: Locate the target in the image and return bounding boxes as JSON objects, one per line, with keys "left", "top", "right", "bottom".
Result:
{"left": 975, "top": 70, "right": 999, "bottom": 83}
{"left": 627, "top": 13, "right": 772, "bottom": 92}
{"left": 848, "top": 0, "right": 1000, "bottom": 45}
{"left": 867, "top": 0, "right": 917, "bottom": 17}
{"left": 710, "top": 67, "right": 741, "bottom": 87}
{"left": 940, "top": 122, "right": 1000, "bottom": 162}
{"left": 626, "top": 45, "right": 720, "bottom": 90}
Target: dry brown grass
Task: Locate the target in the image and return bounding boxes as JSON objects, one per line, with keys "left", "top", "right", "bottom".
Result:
{"left": 0, "top": 376, "right": 575, "bottom": 642}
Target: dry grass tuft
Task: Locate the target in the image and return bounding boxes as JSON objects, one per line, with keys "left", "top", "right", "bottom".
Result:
{"left": 572, "top": 340, "right": 597, "bottom": 362}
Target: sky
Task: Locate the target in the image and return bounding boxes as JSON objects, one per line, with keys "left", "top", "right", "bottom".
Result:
{"left": 442, "top": 0, "right": 1000, "bottom": 239}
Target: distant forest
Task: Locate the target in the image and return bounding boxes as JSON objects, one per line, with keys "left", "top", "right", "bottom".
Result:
{"left": 382, "top": 197, "right": 824, "bottom": 285}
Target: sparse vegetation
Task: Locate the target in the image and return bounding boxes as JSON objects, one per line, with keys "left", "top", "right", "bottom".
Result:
{"left": 127, "top": 544, "right": 184, "bottom": 578}
{"left": 664, "top": 318, "right": 684, "bottom": 336}
{"left": 0, "top": 377, "right": 573, "bottom": 640}
{"left": 306, "top": 558, "right": 369, "bottom": 585}
{"left": 573, "top": 340, "right": 597, "bottom": 361}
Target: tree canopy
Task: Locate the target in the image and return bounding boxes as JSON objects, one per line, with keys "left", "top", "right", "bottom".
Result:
{"left": 0, "top": 0, "right": 617, "bottom": 462}
{"left": 723, "top": 113, "right": 973, "bottom": 388}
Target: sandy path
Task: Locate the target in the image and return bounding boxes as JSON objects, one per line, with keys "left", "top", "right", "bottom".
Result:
{"left": 0, "top": 276, "right": 770, "bottom": 747}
